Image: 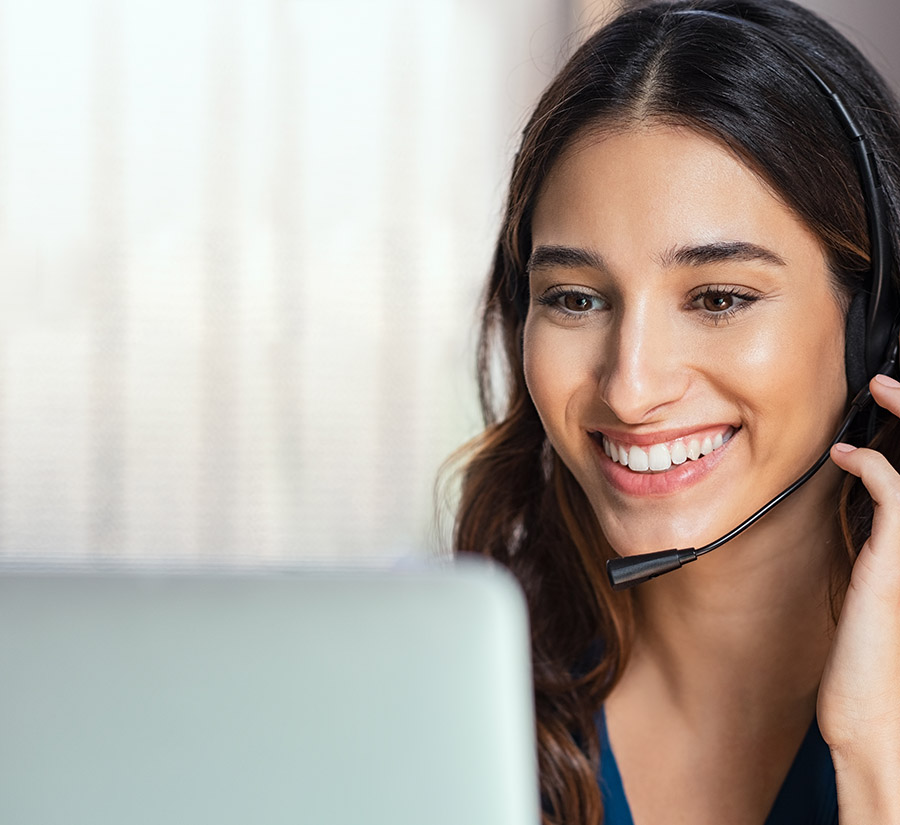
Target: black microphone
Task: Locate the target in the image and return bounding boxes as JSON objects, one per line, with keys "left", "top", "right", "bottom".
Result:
{"left": 606, "top": 380, "right": 880, "bottom": 590}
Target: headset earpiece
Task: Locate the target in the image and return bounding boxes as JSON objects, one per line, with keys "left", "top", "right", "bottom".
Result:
{"left": 845, "top": 291, "right": 869, "bottom": 396}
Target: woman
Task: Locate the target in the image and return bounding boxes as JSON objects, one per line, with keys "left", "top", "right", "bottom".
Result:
{"left": 452, "top": 1, "right": 900, "bottom": 822}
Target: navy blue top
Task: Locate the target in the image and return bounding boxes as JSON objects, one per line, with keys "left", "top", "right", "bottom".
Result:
{"left": 596, "top": 708, "right": 838, "bottom": 824}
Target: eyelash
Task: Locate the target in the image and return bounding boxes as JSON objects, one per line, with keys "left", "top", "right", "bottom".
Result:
{"left": 535, "top": 287, "right": 607, "bottom": 317}
{"left": 535, "top": 285, "right": 761, "bottom": 324}
{"left": 687, "top": 285, "right": 761, "bottom": 324}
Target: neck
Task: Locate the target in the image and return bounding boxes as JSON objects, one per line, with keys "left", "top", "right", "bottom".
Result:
{"left": 617, "top": 476, "right": 844, "bottom": 723}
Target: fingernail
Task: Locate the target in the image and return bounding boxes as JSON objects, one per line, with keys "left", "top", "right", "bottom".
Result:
{"left": 832, "top": 443, "right": 857, "bottom": 454}
{"left": 873, "top": 373, "right": 900, "bottom": 388}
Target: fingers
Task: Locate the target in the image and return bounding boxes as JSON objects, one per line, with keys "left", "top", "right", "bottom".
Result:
{"left": 831, "top": 375, "right": 900, "bottom": 589}
{"left": 831, "top": 442, "right": 900, "bottom": 597}
{"left": 830, "top": 442, "right": 900, "bottom": 513}
{"left": 830, "top": 372, "right": 900, "bottom": 481}
{"left": 869, "top": 372, "right": 900, "bottom": 416}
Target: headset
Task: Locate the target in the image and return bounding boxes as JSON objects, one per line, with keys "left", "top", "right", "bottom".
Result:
{"left": 510, "top": 9, "right": 900, "bottom": 589}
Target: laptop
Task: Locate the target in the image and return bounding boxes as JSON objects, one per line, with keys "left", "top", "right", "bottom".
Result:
{"left": 0, "top": 558, "right": 540, "bottom": 825}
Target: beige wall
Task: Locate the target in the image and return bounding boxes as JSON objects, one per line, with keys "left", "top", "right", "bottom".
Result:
{"left": 808, "top": 0, "right": 900, "bottom": 93}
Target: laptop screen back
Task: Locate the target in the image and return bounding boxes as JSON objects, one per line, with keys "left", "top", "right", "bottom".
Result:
{"left": 0, "top": 560, "right": 540, "bottom": 825}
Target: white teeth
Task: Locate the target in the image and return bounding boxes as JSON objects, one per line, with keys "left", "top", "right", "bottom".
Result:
{"left": 628, "top": 445, "right": 649, "bottom": 472}
{"left": 648, "top": 443, "right": 671, "bottom": 471}
{"left": 600, "top": 428, "right": 734, "bottom": 473}
{"left": 670, "top": 441, "right": 688, "bottom": 465}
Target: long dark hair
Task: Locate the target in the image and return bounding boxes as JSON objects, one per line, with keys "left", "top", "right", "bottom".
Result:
{"left": 452, "top": 1, "right": 900, "bottom": 822}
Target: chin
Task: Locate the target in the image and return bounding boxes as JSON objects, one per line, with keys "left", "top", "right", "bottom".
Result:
{"left": 597, "top": 509, "right": 734, "bottom": 558}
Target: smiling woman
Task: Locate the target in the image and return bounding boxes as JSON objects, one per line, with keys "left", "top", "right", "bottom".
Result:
{"left": 451, "top": 1, "right": 900, "bottom": 823}
{"left": 525, "top": 126, "right": 847, "bottom": 552}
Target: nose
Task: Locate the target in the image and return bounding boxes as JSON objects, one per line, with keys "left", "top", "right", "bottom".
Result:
{"left": 599, "top": 304, "right": 689, "bottom": 424}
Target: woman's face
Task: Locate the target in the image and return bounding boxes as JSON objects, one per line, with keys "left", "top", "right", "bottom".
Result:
{"left": 524, "top": 125, "right": 848, "bottom": 556}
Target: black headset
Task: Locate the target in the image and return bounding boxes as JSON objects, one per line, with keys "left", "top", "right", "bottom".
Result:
{"left": 507, "top": 8, "right": 900, "bottom": 588}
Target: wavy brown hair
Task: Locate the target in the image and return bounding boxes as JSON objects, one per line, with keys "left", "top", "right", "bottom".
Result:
{"left": 451, "top": 1, "right": 900, "bottom": 822}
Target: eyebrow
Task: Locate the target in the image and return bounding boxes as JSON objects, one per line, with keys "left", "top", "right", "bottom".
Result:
{"left": 526, "top": 240, "right": 786, "bottom": 274}
{"left": 526, "top": 245, "right": 605, "bottom": 274}
{"left": 658, "top": 240, "right": 787, "bottom": 269}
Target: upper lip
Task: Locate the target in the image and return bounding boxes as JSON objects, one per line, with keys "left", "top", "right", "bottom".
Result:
{"left": 589, "top": 424, "right": 737, "bottom": 448}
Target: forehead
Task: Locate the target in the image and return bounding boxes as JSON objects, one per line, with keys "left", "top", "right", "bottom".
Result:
{"left": 540, "top": 122, "right": 776, "bottom": 200}
{"left": 531, "top": 124, "right": 821, "bottom": 267}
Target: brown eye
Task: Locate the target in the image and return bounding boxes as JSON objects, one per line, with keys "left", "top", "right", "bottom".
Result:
{"left": 689, "top": 287, "right": 758, "bottom": 322}
{"left": 703, "top": 293, "right": 735, "bottom": 312}
{"left": 563, "top": 293, "right": 595, "bottom": 312}
{"left": 537, "top": 288, "right": 607, "bottom": 316}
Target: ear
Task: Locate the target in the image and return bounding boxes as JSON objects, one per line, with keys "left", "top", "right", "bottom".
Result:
{"left": 845, "top": 291, "right": 868, "bottom": 397}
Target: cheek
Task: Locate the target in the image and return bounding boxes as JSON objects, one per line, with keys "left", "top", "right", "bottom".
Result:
{"left": 522, "top": 324, "right": 558, "bottom": 428}
{"left": 523, "top": 323, "right": 606, "bottom": 471}
{"left": 523, "top": 324, "right": 580, "bottom": 437}
{"left": 735, "top": 301, "right": 848, "bottom": 454}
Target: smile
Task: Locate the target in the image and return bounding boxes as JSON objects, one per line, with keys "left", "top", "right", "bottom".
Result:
{"left": 596, "top": 427, "right": 735, "bottom": 473}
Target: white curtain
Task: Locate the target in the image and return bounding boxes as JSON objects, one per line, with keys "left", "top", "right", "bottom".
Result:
{"left": 0, "top": 0, "right": 572, "bottom": 563}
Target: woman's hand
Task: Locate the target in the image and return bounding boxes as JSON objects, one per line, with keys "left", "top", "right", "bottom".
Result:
{"left": 819, "top": 372, "right": 900, "bottom": 823}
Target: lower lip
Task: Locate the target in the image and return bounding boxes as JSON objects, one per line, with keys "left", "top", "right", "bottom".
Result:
{"left": 592, "top": 432, "right": 736, "bottom": 497}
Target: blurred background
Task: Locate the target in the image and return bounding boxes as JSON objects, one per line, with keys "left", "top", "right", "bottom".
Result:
{"left": 0, "top": 0, "right": 896, "bottom": 564}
